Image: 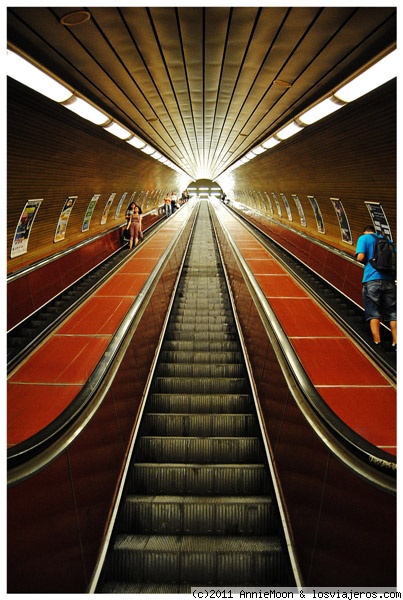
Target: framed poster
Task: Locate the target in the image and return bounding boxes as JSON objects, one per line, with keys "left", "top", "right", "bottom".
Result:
{"left": 264, "top": 192, "right": 273, "bottom": 214}
{"left": 271, "top": 192, "right": 282, "bottom": 217}
{"left": 10, "top": 199, "right": 42, "bottom": 258}
{"left": 82, "top": 194, "right": 100, "bottom": 232}
{"left": 101, "top": 193, "right": 116, "bottom": 225}
{"left": 308, "top": 195, "right": 325, "bottom": 234}
{"left": 280, "top": 193, "right": 292, "bottom": 221}
{"left": 292, "top": 194, "right": 306, "bottom": 226}
{"left": 54, "top": 195, "right": 77, "bottom": 242}
{"left": 115, "top": 192, "right": 128, "bottom": 219}
{"left": 365, "top": 201, "right": 393, "bottom": 242}
{"left": 331, "top": 198, "right": 352, "bottom": 244}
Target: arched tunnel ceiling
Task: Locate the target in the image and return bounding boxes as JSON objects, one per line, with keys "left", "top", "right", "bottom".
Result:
{"left": 7, "top": 6, "right": 396, "bottom": 181}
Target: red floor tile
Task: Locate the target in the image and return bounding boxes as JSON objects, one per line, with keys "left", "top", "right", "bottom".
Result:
{"left": 57, "top": 296, "right": 134, "bottom": 335}
{"left": 290, "top": 338, "right": 390, "bottom": 386}
{"left": 9, "top": 336, "right": 110, "bottom": 385}
{"left": 119, "top": 257, "right": 160, "bottom": 273}
{"left": 319, "top": 386, "right": 396, "bottom": 453}
{"left": 96, "top": 272, "right": 149, "bottom": 296}
{"left": 255, "top": 274, "right": 309, "bottom": 297}
{"left": 7, "top": 383, "right": 80, "bottom": 446}
{"left": 269, "top": 298, "right": 344, "bottom": 337}
{"left": 246, "top": 258, "right": 287, "bottom": 274}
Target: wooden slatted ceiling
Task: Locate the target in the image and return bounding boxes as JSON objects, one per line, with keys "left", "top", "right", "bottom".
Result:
{"left": 7, "top": 7, "right": 396, "bottom": 180}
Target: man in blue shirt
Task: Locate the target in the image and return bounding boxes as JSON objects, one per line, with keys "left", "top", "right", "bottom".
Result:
{"left": 355, "top": 225, "right": 397, "bottom": 349}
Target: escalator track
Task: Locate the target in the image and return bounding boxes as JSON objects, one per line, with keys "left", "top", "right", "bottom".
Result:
{"left": 93, "top": 201, "right": 297, "bottom": 592}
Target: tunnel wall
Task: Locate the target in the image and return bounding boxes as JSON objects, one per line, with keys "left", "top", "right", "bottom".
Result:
{"left": 220, "top": 80, "right": 396, "bottom": 255}
{"left": 7, "top": 79, "right": 187, "bottom": 274}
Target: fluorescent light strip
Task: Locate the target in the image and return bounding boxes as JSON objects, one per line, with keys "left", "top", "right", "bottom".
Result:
{"left": 334, "top": 50, "right": 396, "bottom": 103}
{"left": 7, "top": 49, "right": 73, "bottom": 103}
{"left": 63, "top": 96, "right": 110, "bottom": 125}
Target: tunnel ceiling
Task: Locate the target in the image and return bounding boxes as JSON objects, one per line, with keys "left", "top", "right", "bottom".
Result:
{"left": 7, "top": 6, "right": 396, "bottom": 181}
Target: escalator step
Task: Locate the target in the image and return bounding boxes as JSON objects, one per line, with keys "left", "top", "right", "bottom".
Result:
{"left": 142, "top": 413, "right": 259, "bottom": 436}
{"left": 129, "top": 463, "right": 270, "bottom": 495}
{"left": 152, "top": 376, "right": 249, "bottom": 394}
{"left": 161, "top": 340, "right": 240, "bottom": 352}
{"left": 120, "top": 495, "right": 276, "bottom": 535}
{"left": 159, "top": 350, "right": 243, "bottom": 363}
{"left": 106, "top": 534, "right": 287, "bottom": 585}
{"left": 146, "top": 393, "right": 253, "bottom": 414}
{"left": 156, "top": 363, "right": 246, "bottom": 378}
{"left": 134, "top": 436, "right": 265, "bottom": 463}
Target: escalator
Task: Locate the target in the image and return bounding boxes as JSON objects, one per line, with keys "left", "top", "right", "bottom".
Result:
{"left": 94, "top": 201, "right": 297, "bottom": 592}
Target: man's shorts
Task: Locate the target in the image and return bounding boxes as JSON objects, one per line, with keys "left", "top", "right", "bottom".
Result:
{"left": 362, "top": 279, "right": 397, "bottom": 322}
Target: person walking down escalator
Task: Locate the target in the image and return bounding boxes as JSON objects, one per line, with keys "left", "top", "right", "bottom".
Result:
{"left": 126, "top": 205, "right": 143, "bottom": 249}
{"left": 171, "top": 191, "right": 178, "bottom": 214}
{"left": 164, "top": 192, "right": 172, "bottom": 217}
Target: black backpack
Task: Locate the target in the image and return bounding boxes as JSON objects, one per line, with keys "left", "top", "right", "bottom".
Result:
{"left": 369, "top": 234, "right": 396, "bottom": 274}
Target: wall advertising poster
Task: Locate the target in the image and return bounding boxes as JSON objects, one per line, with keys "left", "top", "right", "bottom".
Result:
{"left": 331, "top": 198, "right": 352, "bottom": 244}
{"left": 82, "top": 194, "right": 100, "bottom": 232}
{"left": 280, "top": 193, "right": 293, "bottom": 221}
{"left": 308, "top": 195, "right": 325, "bottom": 234}
{"left": 271, "top": 192, "right": 282, "bottom": 217}
{"left": 115, "top": 192, "right": 128, "bottom": 218}
{"left": 54, "top": 196, "right": 77, "bottom": 242}
{"left": 101, "top": 193, "right": 116, "bottom": 225}
{"left": 292, "top": 194, "right": 306, "bottom": 226}
{"left": 365, "top": 201, "right": 393, "bottom": 241}
{"left": 10, "top": 199, "right": 42, "bottom": 258}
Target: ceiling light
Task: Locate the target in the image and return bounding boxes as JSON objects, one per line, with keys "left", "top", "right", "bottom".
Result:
{"left": 141, "top": 144, "right": 156, "bottom": 154}
{"left": 334, "top": 49, "right": 396, "bottom": 103}
{"left": 262, "top": 137, "right": 280, "bottom": 149}
{"left": 274, "top": 79, "right": 292, "bottom": 88}
{"left": 7, "top": 49, "right": 73, "bottom": 103}
{"left": 63, "top": 96, "right": 109, "bottom": 125}
{"left": 103, "top": 121, "right": 132, "bottom": 140}
{"left": 276, "top": 121, "right": 304, "bottom": 140}
{"left": 246, "top": 152, "right": 256, "bottom": 160}
{"left": 60, "top": 10, "right": 91, "bottom": 26}
{"left": 298, "top": 97, "right": 343, "bottom": 125}
{"left": 127, "top": 135, "right": 146, "bottom": 149}
{"left": 251, "top": 146, "right": 266, "bottom": 155}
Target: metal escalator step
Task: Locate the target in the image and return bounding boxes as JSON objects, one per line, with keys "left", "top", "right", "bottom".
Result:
{"left": 153, "top": 376, "right": 249, "bottom": 394}
{"left": 174, "top": 305, "right": 231, "bottom": 315}
{"left": 142, "top": 413, "right": 259, "bottom": 436}
{"left": 163, "top": 330, "right": 238, "bottom": 342}
{"left": 100, "top": 582, "right": 190, "bottom": 593}
{"left": 134, "top": 436, "right": 265, "bottom": 463}
{"left": 156, "top": 363, "right": 246, "bottom": 378}
{"left": 146, "top": 393, "right": 253, "bottom": 414}
{"left": 162, "top": 340, "right": 240, "bottom": 352}
{"left": 166, "top": 322, "right": 233, "bottom": 333}
{"left": 120, "top": 495, "right": 276, "bottom": 535}
{"left": 169, "top": 315, "right": 233, "bottom": 326}
{"left": 107, "top": 534, "right": 287, "bottom": 585}
{"left": 129, "top": 463, "right": 270, "bottom": 495}
{"left": 159, "top": 350, "right": 243, "bottom": 363}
